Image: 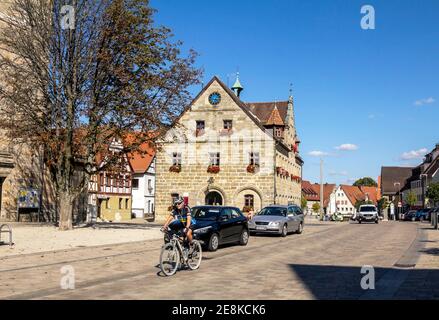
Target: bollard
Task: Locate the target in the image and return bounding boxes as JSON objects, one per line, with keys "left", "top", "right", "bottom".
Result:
{"left": 0, "top": 224, "right": 13, "bottom": 247}
{"left": 435, "top": 212, "right": 439, "bottom": 230}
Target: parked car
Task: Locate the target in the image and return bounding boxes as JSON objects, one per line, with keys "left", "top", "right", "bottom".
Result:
{"left": 248, "top": 205, "right": 304, "bottom": 237}
{"left": 415, "top": 208, "right": 432, "bottom": 221}
{"left": 190, "top": 206, "right": 249, "bottom": 252}
{"left": 403, "top": 210, "right": 418, "bottom": 221}
{"left": 357, "top": 205, "right": 379, "bottom": 224}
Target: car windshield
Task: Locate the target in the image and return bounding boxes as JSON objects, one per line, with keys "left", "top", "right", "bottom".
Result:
{"left": 192, "top": 208, "right": 220, "bottom": 220}
{"left": 257, "top": 207, "right": 286, "bottom": 216}
{"left": 360, "top": 206, "right": 376, "bottom": 212}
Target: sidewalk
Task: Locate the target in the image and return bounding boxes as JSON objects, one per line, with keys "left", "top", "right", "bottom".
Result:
{"left": 0, "top": 221, "right": 162, "bottom": 257}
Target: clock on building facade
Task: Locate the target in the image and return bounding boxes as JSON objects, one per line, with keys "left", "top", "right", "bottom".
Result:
{"left": 208, "top": 92, "right": 221, "bottom": 106}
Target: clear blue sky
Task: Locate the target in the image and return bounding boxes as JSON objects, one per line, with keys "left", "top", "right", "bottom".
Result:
{"left": 151, "top": 0, "right": 439, "bottom": 185}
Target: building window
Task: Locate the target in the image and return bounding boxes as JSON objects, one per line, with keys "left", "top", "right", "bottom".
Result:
{"left": 274, "top": 127, "right": 283, "bottom": 138}
{"left": 196, "top": 121, "right": 205, "bottom": 136}
{"left": 249, "top": 152, "right": 260, "bottom": 166}
{"left": 125, "top": 198, "right": 129, "bottom": 209}
{"left": 245, "top": 194, "right": 254, "bottom": 208}
{"left": 119, "top": 198, "right": 123, "bottom": 209}
{"left": 105, "top": 199, "right": 109, "bottom": 209}
{"left": 148, "top": 179, "right": 152, "bottom": 192}
{"left": 132, "top": 179, "right": 139, "bottom": 189}
{"left": 172, "top": 153, "right": 182, "bottom": 166}
{"left": 209, "top": 153, "right": 220, "bottom": 166}
{"left": 196, "top": 120, "right": 205, "bottom": 130}
{"left": 223, "top": 120, "right": 233, "bottom": 130}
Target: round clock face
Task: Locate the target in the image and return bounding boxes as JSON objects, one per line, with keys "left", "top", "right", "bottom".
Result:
{"left": 208, "top": 92, "right": 221, "bottom": 106}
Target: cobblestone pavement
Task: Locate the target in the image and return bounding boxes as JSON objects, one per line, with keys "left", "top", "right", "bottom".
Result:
{"left": 0, "top": 220, "right": 438, "bottom": 300}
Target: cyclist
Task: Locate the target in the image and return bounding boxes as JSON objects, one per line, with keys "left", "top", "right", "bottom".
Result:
{"left": 162, "top": 196, "right": 194, "bottom": 244}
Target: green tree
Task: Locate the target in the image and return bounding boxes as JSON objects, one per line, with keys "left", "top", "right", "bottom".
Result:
{"left": 312, "top": 202, "right": 320, "bottom": 214}
{"left": 405, "top": 191, "right": 417, "bottom": 207}
{"left": 377, "top": 198, "right": 389, "bottom": 213}
{"left": 353, "top": 177, "right": 378, "bottom": 187}
{"left": 301, "top": 197, "right": 308, "bottom": 210}
{"left": 426, "top": 183, "right": 439, "bottom": 206}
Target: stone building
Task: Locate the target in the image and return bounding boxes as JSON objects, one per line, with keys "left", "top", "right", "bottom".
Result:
{"left": 0, "top": 1, "right": 56, "bottom": 221}
{"left": 154, "top": 76, "right": 303, "bottom": 222}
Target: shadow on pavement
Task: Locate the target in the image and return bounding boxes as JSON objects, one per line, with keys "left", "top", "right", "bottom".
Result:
{"left": 289, "top": 264, "right": 439, "bottom": 300}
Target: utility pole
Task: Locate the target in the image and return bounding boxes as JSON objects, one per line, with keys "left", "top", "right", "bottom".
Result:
{"left": 320, "top": 158, "right": 324, "bottom": 221}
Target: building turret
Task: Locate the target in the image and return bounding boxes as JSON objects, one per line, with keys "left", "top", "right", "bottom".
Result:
{"left": 231, "top": 73, "right": 244, "bottom": 98}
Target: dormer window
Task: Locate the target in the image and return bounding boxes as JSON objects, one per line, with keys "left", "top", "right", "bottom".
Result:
{"left": 274, "top": 127, "right": 283, "bottom": 138}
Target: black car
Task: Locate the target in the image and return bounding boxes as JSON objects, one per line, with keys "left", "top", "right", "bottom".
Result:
{"left": 191, "top": 206, "right": 249, "bottom": 252}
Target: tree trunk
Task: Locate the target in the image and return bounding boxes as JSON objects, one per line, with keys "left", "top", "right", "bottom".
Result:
{"left": 59, "top": 192, "right": 73, "bottom": 230}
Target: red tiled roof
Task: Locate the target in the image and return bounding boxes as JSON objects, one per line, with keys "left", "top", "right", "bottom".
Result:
{"left": 244, "top": 101, "right": 288, "bottom": 125}
{"left": 307, "top": 183, "right": 336, "bottom": 207}
{"left": 266, "top": 106, "right": 284, "bottom": 126}
{"left": 341, "top": 185, "right": 381, "bottom": 206}
{"left": 302, "top": 180, "right": 319, "bottom": 201}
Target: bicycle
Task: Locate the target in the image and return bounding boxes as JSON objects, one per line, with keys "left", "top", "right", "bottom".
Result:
{"left": 159, "top": 227, "right": 202, "bottom": 276}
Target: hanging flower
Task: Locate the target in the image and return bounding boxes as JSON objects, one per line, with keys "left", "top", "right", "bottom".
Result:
{"left": 169, "top": 165, "right": 182, "bottom": 173}
{"left": 207, "top": 165, "right": 220, "bottom": 174}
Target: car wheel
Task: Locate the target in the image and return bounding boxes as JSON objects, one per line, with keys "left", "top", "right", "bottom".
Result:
{"left": 208, "top": 233, "right": 219, "bottom": 252}
{"left": 281, "top": 224, "right": 288, "bottom": 237}
{"left": 375, "top": 219, "right": 379, "bottom": 224}
{"left": 358, "top": 220, "right": 362, "bottom": 224}
{"left": 239, "top": 229, "right": 249, "bottom": 246}
{"left": 296, "top": 222, "right": 304, "bottom": 234}
{"left": 411, "top": 217, "right": 416, "bottom": 222}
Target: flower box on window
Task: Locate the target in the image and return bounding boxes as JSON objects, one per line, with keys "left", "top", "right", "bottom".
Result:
{"left": 219, "top": 128, "right": 233, "bottom": 136}
{"left": 276, "top": 167, "right": 282, "bottom": 175}
{"left": 169, "top": 165, "right": 181, "bottom": 173}
{"left": 247, "top": 164, "right": 259, "bottom": 174}
{"left": 207, "top": 165, "right": 220, "bottom": 174}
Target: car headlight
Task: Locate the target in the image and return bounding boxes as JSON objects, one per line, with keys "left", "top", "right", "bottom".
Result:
{"left": 269, "top": 221, "right": 280, "bottom": 227}
{"left": 194, "top": 226, "right": 212, "bottom": 234}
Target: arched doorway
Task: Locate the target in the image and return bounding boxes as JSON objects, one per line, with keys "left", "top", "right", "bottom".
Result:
{"left": 205, "top": 191, "right": 223, "bottom": 206}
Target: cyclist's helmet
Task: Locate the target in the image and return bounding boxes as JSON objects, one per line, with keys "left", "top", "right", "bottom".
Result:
{"left": 173, "top": 196, "right": 184, "bottom": 206}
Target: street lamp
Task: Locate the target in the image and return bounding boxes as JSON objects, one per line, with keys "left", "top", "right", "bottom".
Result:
{"left": 394, "top": 182, "right": 401, "bottom": 220}
{"left": 420, "top": 174, "right": 428, "bottom": 209}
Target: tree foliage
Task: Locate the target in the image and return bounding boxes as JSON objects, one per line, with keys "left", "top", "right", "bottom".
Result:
{"left": 353, "top": 177, "right": 378, "bottom": 187}
{"left": 301, "top": 197, "right": 307, "bottom": 210}
{"left": 426, "top": 183, "right": 439, "bottom": 206}
{"left": 312, "top": 202, "right": 320, "bottom": 213}
{"left": 0, "top": 0, "right": 201, "bottom": 229}
{"left": 405, "top": 191, "right": 417, "bottom": 207}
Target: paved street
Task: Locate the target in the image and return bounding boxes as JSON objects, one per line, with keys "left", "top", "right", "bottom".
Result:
{"left": 1, "top": 220, "right": 439, "bottom": 300}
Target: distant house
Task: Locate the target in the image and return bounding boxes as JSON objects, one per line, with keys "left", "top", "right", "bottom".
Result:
{"left": 328, "top": 185, "right": 381, "bottom": 216}
{"left": 301, "top": 181, "right": 336, "bottom": 215}
{"left": 301, "top": 180, "right": 319, "bottom": 214}
{"left": 88, "top": 138, "right": 133, "bottom": 222}
{"left": 381, "top": 166, "right": 414, "bottom": 213}
{"left": 403, "top": 143, "right": 439, "bottom": 208}
{"left": 128, "top": 142, "right": 156, "bottom": 219}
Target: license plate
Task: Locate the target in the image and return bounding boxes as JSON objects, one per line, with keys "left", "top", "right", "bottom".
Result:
{"left": 256, "top": 226, "right": 267, "bottom": 230}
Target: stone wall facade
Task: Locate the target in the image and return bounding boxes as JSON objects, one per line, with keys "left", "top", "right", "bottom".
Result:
{"left": 155, "top": 77, "right": 302, "bottom": 222}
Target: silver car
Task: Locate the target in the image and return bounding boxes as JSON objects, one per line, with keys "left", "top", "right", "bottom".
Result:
{"left": 248, "top": 205, "right": 304, "bottom": 237}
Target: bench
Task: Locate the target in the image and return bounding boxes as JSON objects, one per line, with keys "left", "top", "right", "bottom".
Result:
{"left": 0, "top": 224, "right": 13, "bottom": 247}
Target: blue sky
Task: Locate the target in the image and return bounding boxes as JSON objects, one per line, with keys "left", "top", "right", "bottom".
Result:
{"left": 151, "top": 0, "right": 439, "bottom": 185}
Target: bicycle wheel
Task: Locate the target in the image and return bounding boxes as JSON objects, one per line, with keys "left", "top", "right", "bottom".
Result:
{"left": 187, "top": 240, "right": 202, "bottom": 270}
{"left": 160, "top": 243, "right": 180, "bottom": 276}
